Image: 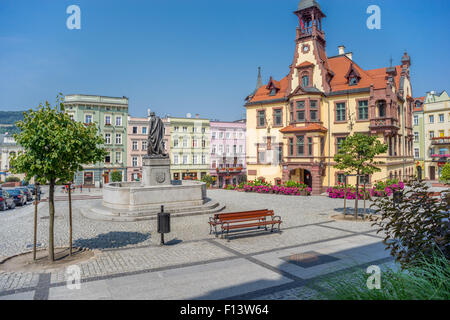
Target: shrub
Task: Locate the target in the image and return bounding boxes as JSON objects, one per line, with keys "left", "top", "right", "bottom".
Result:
{"left": 370, "top": 179, "right": 449, "bottom": 268}
{"left": 110, "top": 171, "right": 122, "bottom": 182}
{"left": 201, "top": 174, "right": 214, "bottom": 188}
{"left": 319, "top": 250, "right": 450, "bottom": 300}
{"left": 5, "top": 176, "right": 20, "bottom": 182}
{"left": 440, "top": 163, "right": 450, "bottom": 184}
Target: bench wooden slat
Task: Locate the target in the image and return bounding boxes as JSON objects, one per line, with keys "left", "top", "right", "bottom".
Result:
{"left": 223, "top": 220, "right": 281, "bottom": 230}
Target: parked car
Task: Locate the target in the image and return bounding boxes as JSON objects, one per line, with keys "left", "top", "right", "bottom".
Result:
{"left": 16, "top": 187, "right": 33, "bottom": 202}
{"left": 0, "top": 189, "right": 15, "bottom": 211}
{"left": 5, "top": 189, "right": 27, "bottom": 206}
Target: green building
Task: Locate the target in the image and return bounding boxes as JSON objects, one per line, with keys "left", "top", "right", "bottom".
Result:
{"left": 413, "top": 97, "right": 425, "bottom": 179}
{"left": 165, "top": 116, "right": 210, "bottom": 181}
{"left": 64, "top": 94, "right": 129, "bottom": 186}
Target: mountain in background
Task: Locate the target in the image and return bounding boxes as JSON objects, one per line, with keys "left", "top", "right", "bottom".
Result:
{"left": 0, "top": 111, "right": 24, "bottom": 134}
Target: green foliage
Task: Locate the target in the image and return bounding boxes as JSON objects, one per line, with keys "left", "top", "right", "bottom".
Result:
{"left": 334, "top": 133, "right": 388, "bottom": 176}
{"left": 110, "top": 171, "right": 122, "bottom": 182}
{"left": 9, "top": 95, "right": 107, "bottom": 184}
{"left": 0, "top": 126, "right": 20, "bottom": 135}
{"left": 201, "top": 174, "right": 214, "bottom": 187}
{"left": 5, "top": 176, "right": 20, "bottom": 182}
{"left": 440, "top": 163, "right": 450, "bottom": 183}
{"left": 370, "top": 179, "right": 449, "bottom": 268}
{"left": 319, "top": 251, "right": 450, "bottom": 300}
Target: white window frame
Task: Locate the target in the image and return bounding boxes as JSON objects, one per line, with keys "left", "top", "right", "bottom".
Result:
{"left": 116, "top": 133, "right": 122, "bottom": 144}
{"left": 115, "top": 116, "right": 122, "bottom": 126}
{"left": 105, "top": 133, "right": 111, "bottom": 145}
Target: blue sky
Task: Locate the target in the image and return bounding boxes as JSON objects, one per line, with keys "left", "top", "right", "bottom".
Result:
{"left": 1, "top": 0, "right": 449, "bottom": 120}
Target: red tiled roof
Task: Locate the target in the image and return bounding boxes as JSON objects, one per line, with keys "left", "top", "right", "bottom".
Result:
{"left": 296, "top": 61, "right": 314, "bottom": 68}
{"left": 280, "top": 123, "right": 328, "bottom": 133}
{"left": 248, "top": 53, "right": 403, "bottom": 104}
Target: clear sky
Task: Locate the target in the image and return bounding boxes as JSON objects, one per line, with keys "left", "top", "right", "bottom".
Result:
{"left": 1, "top": 0, "right": 449, "bottom": 120}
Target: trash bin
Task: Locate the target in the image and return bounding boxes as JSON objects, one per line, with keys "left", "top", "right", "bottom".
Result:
{"left": 157, "top": 205, "right": 170, "bottom": 244}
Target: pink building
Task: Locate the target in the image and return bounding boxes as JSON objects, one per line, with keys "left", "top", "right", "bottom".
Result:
{"left": 127, "top": 116, "right": 170, "bottom": 182}
{"left": 210, "top": 120, "right": 246, "bottom": 187}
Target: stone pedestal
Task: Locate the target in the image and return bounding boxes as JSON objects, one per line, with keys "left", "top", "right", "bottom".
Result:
{"left": 142, "top": 156, "right": 171, "bottom": 187}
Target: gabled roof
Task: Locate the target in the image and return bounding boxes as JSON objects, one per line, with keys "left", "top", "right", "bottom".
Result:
{"left": 248, "top": 76, "right": 289, "bottom": 103}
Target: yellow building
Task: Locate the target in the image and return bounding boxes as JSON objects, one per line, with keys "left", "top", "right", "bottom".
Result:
{"left": 245, "top": 0, "right": 415, "bottom": 194}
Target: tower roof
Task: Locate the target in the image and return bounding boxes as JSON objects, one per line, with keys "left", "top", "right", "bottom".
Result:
{"left": 297, "top": 0, "right": 321, "bottom": 11}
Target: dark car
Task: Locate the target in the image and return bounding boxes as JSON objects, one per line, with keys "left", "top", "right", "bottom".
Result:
{"left": 16, "top": 187, "right": 33, "bottom": 202}
{"left": 6, "top": 189, "right": 26, "bottom": 206}
{"left": 0, "top": 189, "right": 16, "bottom": 211}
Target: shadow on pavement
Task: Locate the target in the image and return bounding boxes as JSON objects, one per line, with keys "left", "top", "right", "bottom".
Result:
{"left": 74, "top": 231, "right": 150, "bottom": 249}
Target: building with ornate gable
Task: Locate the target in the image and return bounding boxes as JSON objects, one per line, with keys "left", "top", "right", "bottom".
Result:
{"left": 245, "top": 0, "right": 415, "bottom": 194}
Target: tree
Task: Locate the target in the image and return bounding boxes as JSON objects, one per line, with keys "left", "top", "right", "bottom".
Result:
{"left": 441, "top": 163, "right": 450, "bottom": 183}
{"left": 10, "top": 94, "right": 106, "bottom": 261}
{"left": 334, "top": 133, "right": 388, "bottom": 218}
{"left": 110, "top": 170, "right": 122, "bottom": 182}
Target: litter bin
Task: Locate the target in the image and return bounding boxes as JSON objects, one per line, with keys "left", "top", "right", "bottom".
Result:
{"left": 157, "top": 205, "right": 170, "bottom": 245}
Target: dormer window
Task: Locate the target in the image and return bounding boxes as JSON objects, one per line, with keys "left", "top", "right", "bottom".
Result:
{"left": 349, "top": 76, "right": 359, "bottom": 86}
{"left": 270, "top": 88, "right": 277, "bottom": 96}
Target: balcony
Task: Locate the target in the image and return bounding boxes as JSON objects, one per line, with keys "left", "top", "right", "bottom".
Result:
{"left": 431, "top": 137, "right": 450, "bottom": 145}
{"left": 369, "top": 117, "right": 399, "bottom": 131}
{"left": 216, "top": 167, "right": 243, "bottom": 174}
{"left": 431, "top": 154, "right": 449, "bottom": 162}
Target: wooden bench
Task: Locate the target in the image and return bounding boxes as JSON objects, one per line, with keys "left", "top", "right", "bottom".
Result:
{"left": 209, "top": 209, "right": 282, "bottom": 240}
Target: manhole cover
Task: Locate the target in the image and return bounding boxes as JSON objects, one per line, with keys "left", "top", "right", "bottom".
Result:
{"left": 282, "top": 251, "right": 339, "bottom": 268}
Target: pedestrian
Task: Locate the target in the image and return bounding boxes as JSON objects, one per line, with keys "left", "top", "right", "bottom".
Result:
{"left": 80, "top": 184, "right": 83, "bottom": 193}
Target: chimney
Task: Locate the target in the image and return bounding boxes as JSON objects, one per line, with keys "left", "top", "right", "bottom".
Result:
{"left": 345, "top": 52, "right": 353, "bottom": 60}
{"left": 338, "top": 45, "right": 345, "bottom": 55}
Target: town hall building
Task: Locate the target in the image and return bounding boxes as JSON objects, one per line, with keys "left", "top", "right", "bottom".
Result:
{"left": 245, "top": 0, "right": 415, "bottom": 195}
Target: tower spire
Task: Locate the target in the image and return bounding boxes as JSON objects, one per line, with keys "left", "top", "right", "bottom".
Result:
{"left": 256, "top": 66, "right": 263, "bottom": 90}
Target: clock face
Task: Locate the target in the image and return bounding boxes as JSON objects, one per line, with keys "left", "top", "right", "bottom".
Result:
{"left": 302, "top": 45, "right": 309, "bottom": 53}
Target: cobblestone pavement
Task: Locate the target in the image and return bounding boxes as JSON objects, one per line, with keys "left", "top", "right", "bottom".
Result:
{"left": 0, "top": 188, "right": 393, "bottom": 300}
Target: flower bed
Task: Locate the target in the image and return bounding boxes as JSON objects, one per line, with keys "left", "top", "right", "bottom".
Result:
{"left": 327, "top": 180, "right": 405, "bottom": 200}
{"left": 231, "top": 179, "right": 312, "bottom": 196}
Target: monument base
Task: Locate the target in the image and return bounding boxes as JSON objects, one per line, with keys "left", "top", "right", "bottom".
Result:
{"left": 142, "top": 156, "right": 171, "bottom": 187}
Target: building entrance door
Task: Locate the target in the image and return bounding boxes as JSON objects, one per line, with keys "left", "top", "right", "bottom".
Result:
{"left": 429, "top": 166, "right": 436, "bottom": 180}
{"left": 417, "top": 166, "right": 422, "bottom": 180}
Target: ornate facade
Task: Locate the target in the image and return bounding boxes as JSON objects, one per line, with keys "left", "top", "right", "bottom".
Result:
{"left": 245, "top": 0, "right": 415, "bottom": 194}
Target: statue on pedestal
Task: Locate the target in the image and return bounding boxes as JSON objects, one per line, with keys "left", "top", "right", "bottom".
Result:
{"left": 147, "top": 112, "right": 168, "bottom": 158}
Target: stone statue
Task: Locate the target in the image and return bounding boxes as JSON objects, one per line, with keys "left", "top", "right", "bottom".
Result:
{"left": 147, "top": 112, "right": 168, "bottom": 158}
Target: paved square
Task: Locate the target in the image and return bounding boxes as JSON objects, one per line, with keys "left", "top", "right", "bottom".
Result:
{"left": 282, "top": 251, "right": 340, "bottom": 269}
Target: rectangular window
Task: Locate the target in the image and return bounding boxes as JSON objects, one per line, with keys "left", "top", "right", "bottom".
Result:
{"left": 239, "top": 145, "right": 243, "bottom": 154}
{"left": 439, "top": 114, "right": 444, "bottom": 123}
{"left": 212, "top": 132, "right": 216, "bottom": 139}
{"left": 358, "top": 100, "right": 369, "bottom": 120}
{"left": 183, "top": 127, "right": 187, "bottom": 132}
{"left": 297, "top": 136, "right": 304, "bottom": 156}
{"left": 173, "top": 139, "right": 179, "bottom": 147}
{"left": 183, "top": 139, "right": 187, "bottom": 147}
{"left": 258, "top": 151, "right": 265, "bottom": 163}
{"left": 274, "top": 109, "right": 282, "bottom": 126}
{"left": 289, "top": 138, "right": 294, "bottom": 156}
{"left": 212, "top": 145, "right": 216, "bottom": 154}
{"left": 105, "top": 155, "right": 111, "bottom": 163}
{"left": 310, "top": 101, "right": 318, "bottom": 121}
{"left": 212, "top": 160, "right": 216, "bottom": 168}
{"left": 142, "top": 141, "right": 147, "bottom": 151}
{"left": 226, "top": 145, "right": 230, "bottom": 154}
{"left": 219, "top": 145, "right": 223, "bottom": 154}
{"left": 320, "top": 137, "right": 325, "bottom": 156}
{"left": 429, "top": 131, "right": 434, "bottom": 139}
{"left": 337, "top": 174, "right": 346, "bottom": 185}
{"left": 336, "top": 103, "right": 346, "bottom": 121}
{"left": 115, "top": 152, "right": 121, "bottom": 163}
{"left": 337, "top": 137, "right": 346, "bottom": 152}
{"left": 429, "top": 115, "right": 434, "bottom": 123}
{"left": 174, "top": 126, "right": 179, "bottom": 132}
{"left": 233, "top": 145, "right": 237, "bottom": 154}
{"left": 202, "top": 127, "right": 206, "bottom": 134}
{"left": 132, "top": 141, "right": 138, "bottom": 150}
{"left": 105, "top": 116, "right": 111, "bottom": 125}
{"left": 202, "top": 140, "right": 206, "bottom": 148}
{"left": 115, "top": 116, "right": 122, "bottom": 126}
{"left": 414, "top": 132, "right": 419, "bottom": 142}
{"left": 296, "top": 101, "right": 305, "bottom": 122}
{"left": 173, "top": 155, "right": 179, "bottom": 165}
{"left": 193, "top": 139, "right": 198, "bottom": 148}
{"left": 142, "top": 127, "right": 147, "bottom": 134}
{"left": 183, "top": 155, "right": 188, "bottom": 164}
{"left": 105, "top": 133, "right": 111, "bottom": 144}
{"left": 193, "top": 155, "right": 197, "bottom": 164}
{"left": 308, "top": 137, "right": 313, "bottom": 155}
{"left": 85, "top": 114, "right": 92, "bottom": 124}
{"left": 202, "top": 155, "right": 206, "bottom": 164}
{"left": 132, "top": 157, "right": 138, "bottom": 167}
{"left": 132, "top": 126, "right": 137, "bottom": 134}
{"left": 414, "top": 148, "right": 419, "bottom": 158}
{"left": 219, "top": 132, "right": 224, "bottom": 139}
{"left": 115, "top": 134, "right": 122, "bottom": 144}
{"left": 414, "top": 115, "right": 419, "bottom": 126}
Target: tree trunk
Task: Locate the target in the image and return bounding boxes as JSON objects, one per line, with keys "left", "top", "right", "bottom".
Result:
{"left": 355, "top": 171, "right": 359, "bottom": 220}
{"left": 68, "top": 183, "right": 73, "bottom": 255}
{"left": 48, "top": 179, "right": 55, "bottom": 261}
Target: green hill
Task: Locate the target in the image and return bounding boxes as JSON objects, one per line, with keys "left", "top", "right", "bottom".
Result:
{"left": 0, "top": 111, "right": 24, "bottom": 125}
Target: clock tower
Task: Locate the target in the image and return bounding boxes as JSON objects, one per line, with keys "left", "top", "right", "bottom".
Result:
{"left": 288, "top": 0, "right": 333, "bottom": 94}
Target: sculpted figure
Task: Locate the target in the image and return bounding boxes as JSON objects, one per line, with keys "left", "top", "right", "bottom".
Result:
{"left": 147, "top": 112, "right": 168, "bottom": 157}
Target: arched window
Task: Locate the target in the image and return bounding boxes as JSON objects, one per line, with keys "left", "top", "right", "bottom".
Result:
{"left": 302, "top": 75, "right": 309, "bottom": 87}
